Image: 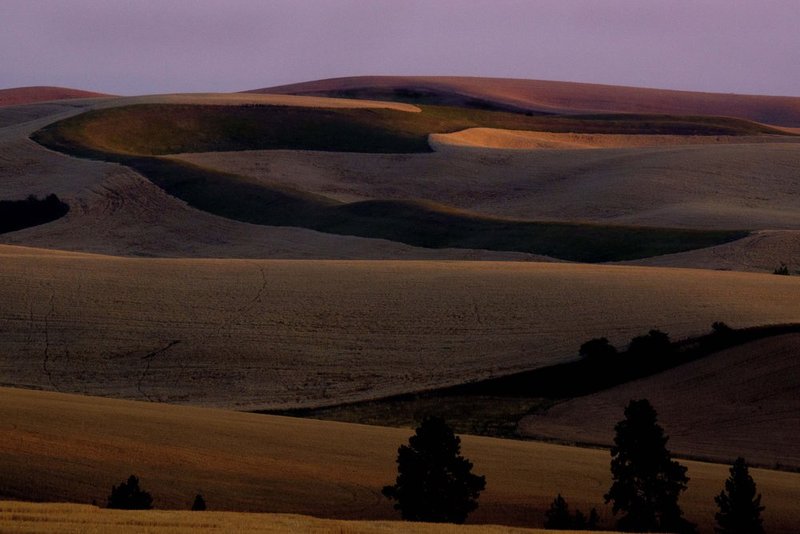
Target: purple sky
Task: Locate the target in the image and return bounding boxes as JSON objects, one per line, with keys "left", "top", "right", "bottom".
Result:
{"left": 2, "top": 0, "right": 799, "bottom": 96}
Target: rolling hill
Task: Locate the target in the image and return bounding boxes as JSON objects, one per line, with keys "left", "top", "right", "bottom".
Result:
{"left": 1, "top": 78, "right": 799, "bottom": 533}
{"left": 2, "top": 387, "right": 800, "bottom": 532}
{"left": 518, "top": 334, "right": 800, "bottom": 469}
{"left": 1, "top": 245, "right": 798, "bottom": 409}
{"left": 33, "top": 101, "right": 783, "bottom": 262}
{"left": 0, "top": 86, "right": 110, "bottom": 107}
{"left": 252, "top": 75, "right": 800, "bottom": 127}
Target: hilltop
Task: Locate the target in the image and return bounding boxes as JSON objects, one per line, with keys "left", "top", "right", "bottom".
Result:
{"left": 251, "top": 75, "right": 800, "bottom": 126}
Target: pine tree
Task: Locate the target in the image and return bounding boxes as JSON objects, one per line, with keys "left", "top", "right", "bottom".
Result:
{"left": 382, "top": 416, "right": 486, "bottom": 523}
{"left": 544, "top": 494, "right": 572, "bottom": 529}
{"left": 543, "top": 494, "right": 599, "bottom": 530}
{"left": 191, "top": 493, "right": 207, "bottom": 511}
{"left": 715, "top": 457, "right": 764, "bottom": 534}
{"left": 604, "top": 399, "right": 695, "bottom": 533}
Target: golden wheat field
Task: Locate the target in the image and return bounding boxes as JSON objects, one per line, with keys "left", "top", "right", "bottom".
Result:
{"left": 0, "top": 502, "right": 598, "bottom": 534}
{"left": 3, "top": 388, "right": 800, "bottom": 533}
{"left": 1, "top": 246, "right": 799, "bottom": 409}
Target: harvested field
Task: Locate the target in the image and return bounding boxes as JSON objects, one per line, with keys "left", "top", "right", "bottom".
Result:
{"left": 0, "top": 247, "right": 799, "bottom": 409}
{"left": 38, "top": 104, "right": 784, "bottom": 261}
{"left": 256, "top": 75, "right": 800, "bottom": 126}
{"left": 0, "top": 101, "right": 543, "bottom": 261}
{"left": 519, "top": 334, "right": 800, "bottom": 469}
{"left": 625, "top": 229, "right": 800, "bottom": 273}
{"left": 178, "top": 140, "right": 800, "bottom": 233}
{"left": 2, "top": 388, "right": 800, "bottom": 532}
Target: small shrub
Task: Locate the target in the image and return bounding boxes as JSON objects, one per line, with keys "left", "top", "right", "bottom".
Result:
{"left": 711, "top": 321, "right": 733, "bottom": 335}
{"left": 773, "top": 263, "right": 790, "bottom": 275}
{"left": 107, "top": 475, "right": 153, "bottom": 510}
{"left": 628, "top": 329, "right": 673, "bottom": 357}
{"left": 579, "top": 337, "right": 617, "bottom": 360}
{"left": 544, "top": 493, "right": 598, "bottom": 530}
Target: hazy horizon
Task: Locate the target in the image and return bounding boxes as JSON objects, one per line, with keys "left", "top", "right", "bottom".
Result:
{"left": 2, "top": 0, "right": 799, "bottom": 97}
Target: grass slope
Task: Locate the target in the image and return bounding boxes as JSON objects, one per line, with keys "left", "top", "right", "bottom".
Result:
{"left": 32, "top": 104, "right": 753, "bottom": 262}
{"left": 2, "top": 388, "right": 800, "bottom": 533}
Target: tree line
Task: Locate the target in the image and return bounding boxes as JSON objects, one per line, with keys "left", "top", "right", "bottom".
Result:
{"left": 104, "top": 399, "right": 764, "bottom": 532}
{"left": 382, "top": 400, "right": 765, "bottom": 533}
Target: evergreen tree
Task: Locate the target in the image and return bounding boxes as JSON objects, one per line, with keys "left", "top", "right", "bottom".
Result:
{"left": 604, "top": 399, "right": 695, "bottom": 533}
{"left": 543, "top": 494, "right": 599, "bottom": 530}
{"left": 107, "top": 475, "right": 153, "bottom": 510}
{"left": 191, "top": 493, "right": 207, "bottom": 511}
{"left": 382, "top": 416, "right": 486, "bottom": 523}
{"left": 714, "top": 457, "right": 764, "bottom": 534}
{"left": 544, "top": 494, "right": 572, "bottom": 529}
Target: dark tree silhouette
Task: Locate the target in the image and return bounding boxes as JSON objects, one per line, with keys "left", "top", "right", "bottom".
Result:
{"left": 544, "top": 493, "right": 599, "bottom": 530}
{"left": 0, "top": 194, "right": 69, "bottom": 235}
{"left": 628, "top": 329, "right": 673, "bottom": 357}
{"left": 773, "top": 263, "right": 790, "bottom": 275}
{"left": 107, "top": 475, "right": 153, "bottom": 510}
{"left": 382, "top": 416, "right": 486, "bottom": 523}
{"left": 579, "top": 337, "right": 617, "bottom": 360}
{"left": 191, "top": 493, "right": 207, "bottom": 511}
{"left": 544, "top": 494, "right": 572, "bottom": 529}
{"left": 715, "top": 457, "right": 764, "bottom": 534}
{"left": 605, "top": 399, "right": 695, "bottom": 533}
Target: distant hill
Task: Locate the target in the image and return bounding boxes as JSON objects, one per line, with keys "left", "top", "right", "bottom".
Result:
{"left": 0, "top": 86, "right": 110, "bottom": 107}
{"left": 249, "top": 76, "right": 800, "bottom": 126}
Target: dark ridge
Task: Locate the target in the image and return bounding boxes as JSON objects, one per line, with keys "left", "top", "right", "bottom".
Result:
{"left": 0, "top": 194, "right": 69, "bottom": 234}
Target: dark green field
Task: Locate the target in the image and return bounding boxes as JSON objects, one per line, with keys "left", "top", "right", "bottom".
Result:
{"left": 32, "top": 103, "right": 759, "bottom": 261}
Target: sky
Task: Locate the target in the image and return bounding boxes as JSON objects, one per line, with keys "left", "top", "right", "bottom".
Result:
{"left": 2, "top": 0, "right": 799, "bottom": 97}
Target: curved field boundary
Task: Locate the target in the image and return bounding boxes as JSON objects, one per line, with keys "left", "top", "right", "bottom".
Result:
{"left": 31, "top": 104, "right": 752, "bottom": 262}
